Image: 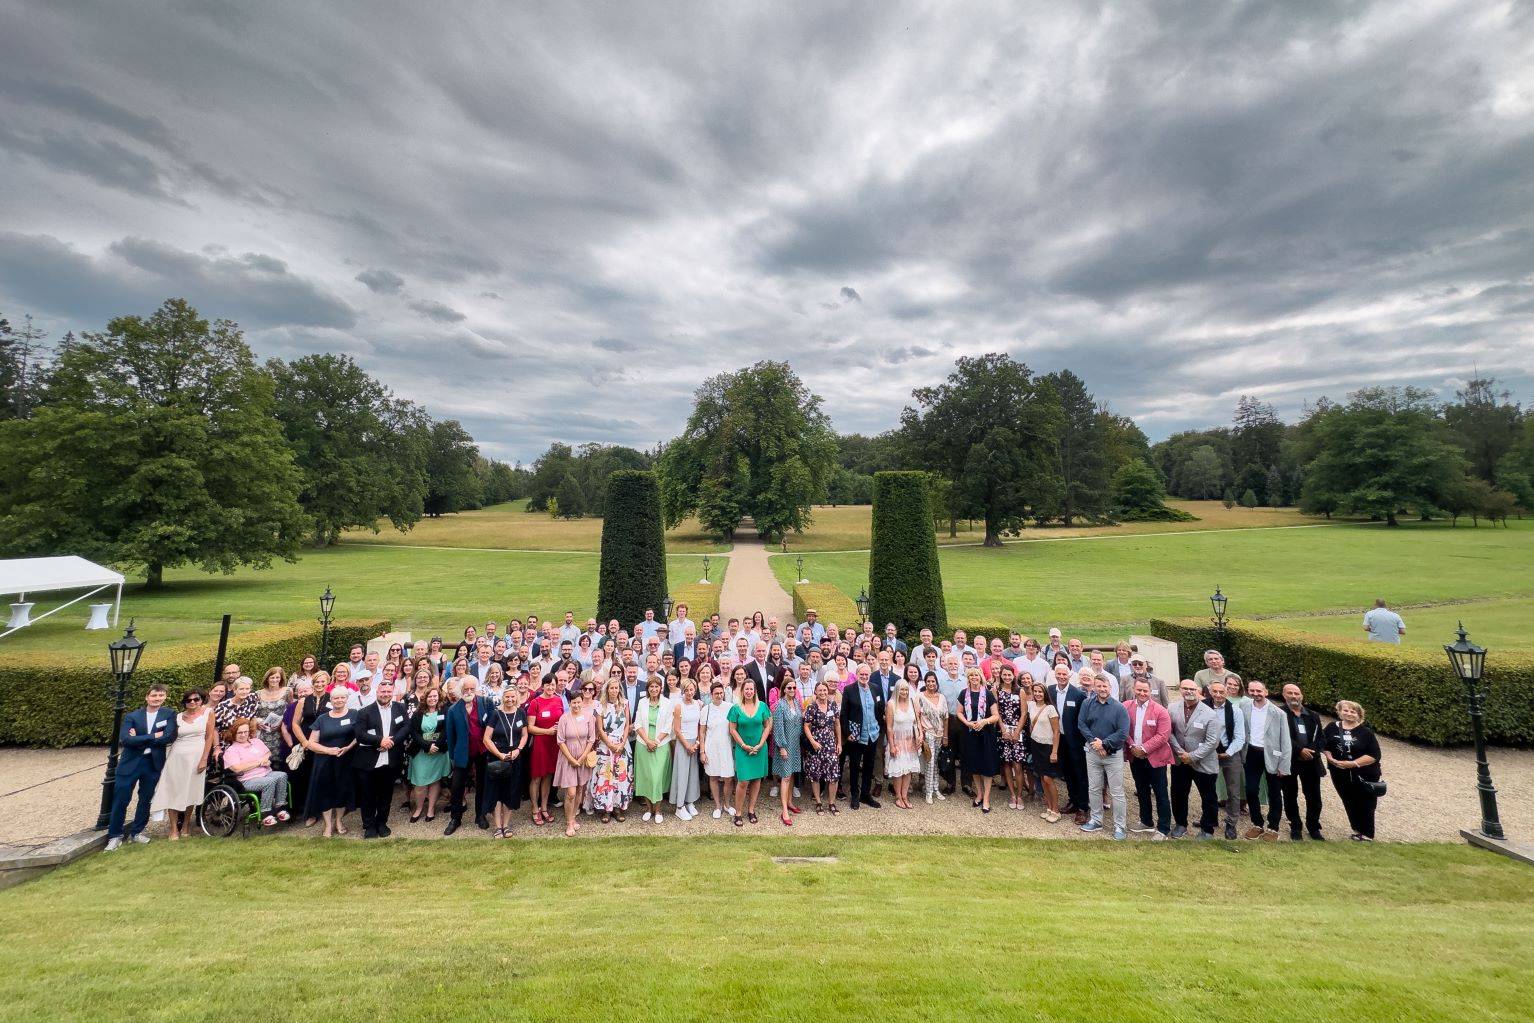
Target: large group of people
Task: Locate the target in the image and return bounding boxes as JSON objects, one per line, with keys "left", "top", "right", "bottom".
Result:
{"left": 102, "top": 602, "right": 1386, "bottom": 848}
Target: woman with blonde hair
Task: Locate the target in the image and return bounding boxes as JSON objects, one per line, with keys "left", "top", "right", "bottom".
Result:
{"left": 957, "top": 667, "right": 1001, "bottom": 813}
{"left": 591, "top": 677, "right": 633, "bottom": 823}
{"left": 1323, "top": 700, "right": 1383, "bottom": 842}
{"left": 884, "top": 679, "right": 923, "bottom": 810}
{"left": 916, "top": 672, "right": 948, "bottom": 804}
{"left": 482, "top": 684, "right": 529, "bottom": 838}
{"left": 671, "top": 679, "right": 704, "bottom": 821}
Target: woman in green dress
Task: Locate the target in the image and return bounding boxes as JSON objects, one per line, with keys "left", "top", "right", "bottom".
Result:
{"left": 632, "top": 677, "right": 674, "bottom": 823}
{"left": 407, "top": 686, "right": 450, "bottom": 822}
{"left": 727, "top": 679, "right": 773, "bottom": 826}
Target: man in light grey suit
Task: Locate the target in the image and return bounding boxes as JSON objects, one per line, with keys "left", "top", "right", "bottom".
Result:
{"left": 1240, "top": 680, "right": 1292, "bottom": 841}
{"left": 1168, "top": 679, "right": 1222, "bottom": 839}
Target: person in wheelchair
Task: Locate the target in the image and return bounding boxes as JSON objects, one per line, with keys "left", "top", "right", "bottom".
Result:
{"left": 222, "top": 717, "right": 291, "bottom": 827}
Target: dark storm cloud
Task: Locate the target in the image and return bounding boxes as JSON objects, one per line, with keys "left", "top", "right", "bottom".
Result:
{"left": 355, "top": 269, "right": 405, "bottom": 295}
{"left": 0, "top": 0, "right": 1529, "bottom": 460}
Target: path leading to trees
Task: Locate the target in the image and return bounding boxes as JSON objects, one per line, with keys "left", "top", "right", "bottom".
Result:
{"left": 718, "top": 528, "right": 794, "bottom": 624}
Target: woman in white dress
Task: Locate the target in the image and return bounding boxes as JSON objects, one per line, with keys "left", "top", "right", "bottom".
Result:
{"left": 150, "top": 689, "right": 217, "bottom": 839}
{"left": 884, "top": 680, "right": 923, "bottom": 810}
{"left": 670, "top": 679, "right": 703, "bottom": 820}
{"left": 698, "top": 678, "right": 736, "bottom": 818}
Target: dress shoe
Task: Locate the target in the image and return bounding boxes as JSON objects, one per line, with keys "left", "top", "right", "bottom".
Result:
{"left": 476, "top": 815, "right": 490, "bottom": 830}
{"left": 1170, "top": 825, "right": 1188, "bottom": 839}
{"left": 362, "top": 829, "right": 377, "bottom": 840}
{"left": 1072, "top": 810, "right": 1088, "bottom": 825}
{"left": 848, "top": 800, "right": 860, "bottom": 810}
{"left": 444, "top": 820, "right": 461, "bottom": 836}
{"left": 378, "top": 824, "right": 392, "bottom": 838}
{"left": 862, "top": 797, "right": 881, "bottom": 809}
{"left": 1309, "top": 830, "right": 1326, "bottom": 842}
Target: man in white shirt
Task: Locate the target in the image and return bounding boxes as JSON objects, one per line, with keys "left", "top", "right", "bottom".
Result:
{"left": 1013, "top": 637, "right": 1051, "bottom": 685}
{"left": 1362, "top": 598, "right": 1405, "bottom": 644}
{"left": 347, "top": 646, "right": 370, "bottom": 683}
{"left": 909, "top": 627, "right": 940, "bottom": 666}
{"left": 668, "top": 602, "right": 696, "bottom": 644}
{"left": 1240, "top": 681, "right": 1292, "bottom": 841}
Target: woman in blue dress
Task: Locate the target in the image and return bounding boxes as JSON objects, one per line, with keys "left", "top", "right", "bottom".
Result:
{"left": 302, "top": 685, "right": 357, "bottom": 837}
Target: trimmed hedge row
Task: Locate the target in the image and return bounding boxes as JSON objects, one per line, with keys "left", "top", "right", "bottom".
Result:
{"left": 869, "top": 471, "right": 947, "bottom": 637}
{"left": 1149, "top": 617, "right": 1534, "bottom": 746}
{"left": 669, "top": 582, "right": 719, "bottom": 626}
{"left": 0, "top": 618, "right": 388, "bottom": 748}
{"left": 597, "top": 470, "right": 668, "bottom": 628}
{"left": 793, "top": 583, "right": 860, "bottom": 634}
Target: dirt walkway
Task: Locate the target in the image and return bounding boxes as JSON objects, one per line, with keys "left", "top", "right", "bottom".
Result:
{"left": 717, "top": 529, "right": 794, "bottom": 624}
{"left": 6, "top": 735, "right": 1530, "bottom": 847}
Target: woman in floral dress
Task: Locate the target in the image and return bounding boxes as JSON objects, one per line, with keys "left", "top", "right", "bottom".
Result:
{"left": 802, "top": 680, "right": 842, "bottom": 814}
{"left": 590, "top": 677, "right": 633, "bottom": 822}
{"left": 995, "top": 664, "right": 1028, "bottom": 810}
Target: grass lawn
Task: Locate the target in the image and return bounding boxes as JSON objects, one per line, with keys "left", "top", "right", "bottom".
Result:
{"left": 1269, "top": 595, "right": 1534, "bottom": 652}
{"left": 782, "top": 500, "right": 1332, "bottom": 551}
{"left": 0, "top": 838, "right": 1528, "bottom": 1022}
{"left": 772, "top": 519, "right": 1534, "bottom": 637}
{"left": 0, "top": 546, "right": 723, "bottom": 661}
{"left": 342, "top": 499, "right": 729, "bottom": 553}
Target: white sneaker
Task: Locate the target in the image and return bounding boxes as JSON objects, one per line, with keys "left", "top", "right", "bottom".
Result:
{"left": 771, "top": 785, "right": 779, "bottom": 797}
{"left": 712, "top": 808, "right": 722, "bottom": 820}
{"left": 654, "top": 812, "right": 665, "bottom": 823}
{"left": 104, "top": 837, "right": 122, "bottom": 852}
{"left": 130, "top": 834, "right": 151, "bottom": 844}
{"left": 926, "top": 793, "right": 934, "bottom": 804}
{"left": 936, "top": 791, "right": 946, "bottom": 800}
{"left": 643, "top": 811, "right": 653, "bottom": 822}
{"left": 726, "top": 806, "right": 736, "bottom": 816}
{"left": 793, "top": 787, "right": 801, "bottom": 798}
{"left": 686, "top": 803, "right": 698, "bottom": 817}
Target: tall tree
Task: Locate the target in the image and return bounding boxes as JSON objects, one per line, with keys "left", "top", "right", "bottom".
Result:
{"left": 422, "top": 419, "right": 481, "bottom": 517}
{"left": 268, "top": 353, "right": 427, "bottom": 546}
{"left": 1444, "top": 376, "right": 1521, "bottom": 483}
{"left": 1179, "top": 445, "right": 1225, "bottom": 499}
{"left": 1039, "top": 369, "right": 1109, "bottom": 525}
{"left": 656, "top": 361, "right": 836, "bottom": 542}
{"left": 1299, "top": 387, "right": 1466, "bottom": 526}
{"left": 1232, "top": 395, "right": 1284, "bottom": 473}
{"left": 0, "top": 299, "right": 304, "bottom": 587}
{"left": 0, "top": 314, "right": 50, "bottom": 420}
{"left": 526, "top": 443, "right": 577, "bottom": 512}
{"left": 898, "top": 353, "right": 1060, "bottom": 545}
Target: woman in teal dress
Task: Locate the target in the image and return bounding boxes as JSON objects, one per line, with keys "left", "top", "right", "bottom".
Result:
{"left": 727, "top": 679, "right": 773, "bottom": 826}
{"left": 407, "top": 687, "right": 450, "bottom": 822}
{"left": 632, "top": 677, "right": 674, "bottom": 823}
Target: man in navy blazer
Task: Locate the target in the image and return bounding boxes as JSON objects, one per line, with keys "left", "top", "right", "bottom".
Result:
{"left": 351, "top": 681, "right": 411, "bottom": 838}
{"left": 105, "top": 684, "right": 178, "bottom": 850}
{"left": 1047, "top": 664, "right": 1090, "bottom": 823}
{"left": 443, "top": 678, "right": 494, "bottom": 834}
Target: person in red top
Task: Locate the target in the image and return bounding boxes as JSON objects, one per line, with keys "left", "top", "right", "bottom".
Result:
{"left": 1124, "top": 677, "right": 1174, "bottom": 839}
{"left": 525, "top": 674, "right": 566, "bottom": 827}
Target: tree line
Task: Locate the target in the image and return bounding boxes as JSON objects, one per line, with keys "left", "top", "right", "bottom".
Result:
{"left": 0, "top": 299, "right": 518, "bottom": 586}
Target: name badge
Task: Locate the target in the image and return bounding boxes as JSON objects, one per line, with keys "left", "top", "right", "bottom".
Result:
{"left": 1297, "top": 724, "right": 1307, "bottom": 736}
{"left": 541, "top": 710, "right": 551, "bottom": 719}
{"left": 1066, "top": 700, "right": 1077, "bottom": 707}
{"left": 340, "top": 718, "right": 352, "bottom": 726}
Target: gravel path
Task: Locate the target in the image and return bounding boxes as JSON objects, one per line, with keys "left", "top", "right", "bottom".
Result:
{"left": 717, "top": 530, "right": 794, "bottom": 624}
{"left": 6, "top": 734, "right": 1529, "bottom": 847}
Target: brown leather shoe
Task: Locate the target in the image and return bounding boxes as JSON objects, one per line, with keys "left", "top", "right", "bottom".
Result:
{"left": 1243, "top": 825, "right": 1265, "bottom": 840}
{"left": 1260, "top": 829, "right": 1279, "bottom": 842}
{"left": 1073, "top": 810, "right": 1088, "bottom": 825}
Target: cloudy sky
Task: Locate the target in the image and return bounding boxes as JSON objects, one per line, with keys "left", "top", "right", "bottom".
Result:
{"left": 2, "top": 1, "right": 1531, "bottom": 462}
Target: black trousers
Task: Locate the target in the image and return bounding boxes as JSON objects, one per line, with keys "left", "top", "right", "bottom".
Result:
{"left": 1170, "top": 763, "right": 1219, "bottom": 833}
{"left": 353, "top": 763, "right": 399, "bottom": 835}
{"left": 846, "top": 741, "right": 876, "bottom": 804}
{"left": 448, "top": 755, "right": 485, "bottom": 823}
{"left": 1331, "top": 769, "right": 1377, "bottom": 839}
{"left": 1244, "top": 747, "right": 1283, "bottom": 829}
{"left": 1129, "top": 757, "right": 1171, "bottom": 834}
{"left": 940, "top": 719, "right": 961, "bottom": 790}
{"left": 1281, "top": 762, "right": 1326, "bottom": 837}
{"left": 1059, "top": 738, "right": 1089, "bottom": 811}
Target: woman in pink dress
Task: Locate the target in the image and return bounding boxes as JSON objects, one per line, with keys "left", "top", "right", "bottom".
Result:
{"left": 525, "top": 675, "right": 565, "bottom": 826}
{"left": 554, "top": 689, "right": 597, "bottom": 837}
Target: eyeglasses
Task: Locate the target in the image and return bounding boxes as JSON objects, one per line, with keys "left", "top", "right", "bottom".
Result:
{"left": 184, "top": 696, "right": 203, "bottom": 705}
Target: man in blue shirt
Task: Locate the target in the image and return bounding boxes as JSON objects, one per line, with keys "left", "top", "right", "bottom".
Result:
{"left": 838, "top": 663, "right": 885, "bottom": 810}
{"left": 1362, "top": 598, "right": 1405, "bottom": 643}
{"left": 1076, "top": 671, "right": 1130, "bottom": 840}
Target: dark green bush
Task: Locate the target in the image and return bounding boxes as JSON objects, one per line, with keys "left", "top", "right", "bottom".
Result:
{"left": 597, "top": 470, "right": 668, "bottom": 627}
{"left": 869, "top": 471, "right": 947, "bottom": 637}
{"left": 1149, "top": 617, "right": 1533, "bottom": 746}
{"left": 0, "top": 617, "right": 389, "bottom": 747}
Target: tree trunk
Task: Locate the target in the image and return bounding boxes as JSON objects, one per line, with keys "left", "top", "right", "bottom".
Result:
{"left": 145, "top": 562, "right": 164, "bottom": 589}
{"left": 948, "top": 516, "right": 957, "bottom": 538}
{"left": 1386, "top": 511, "right": 1399, "bottom": 526}
{"left": 982, "top": 526, "right": 1004, "bottom": 547}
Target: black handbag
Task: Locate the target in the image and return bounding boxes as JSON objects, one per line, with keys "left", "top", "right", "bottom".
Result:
{"left": 1357, "top": 776, "right": 1386, "bottom": 797}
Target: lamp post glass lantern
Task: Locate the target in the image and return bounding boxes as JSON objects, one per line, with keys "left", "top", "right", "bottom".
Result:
{"left": 661, "top": 595, "right": 673, "bottom": 623}
{"left": 1445, "top": 622, "right": 1503, "bottom": 840}
{"left": 855, "top": 587, "right": 870, "bottom": 626}
{"left": 795, "top": 556, "right": 805, "bottom": 583}
{"left": 701, "top": 555, "right": 710, "bottom": 584}
{"left": 96, "top": 620, "right": 147, "bottom": 830}
{"left": 1209, "top": 586, "right": 1228, "bottom": 631}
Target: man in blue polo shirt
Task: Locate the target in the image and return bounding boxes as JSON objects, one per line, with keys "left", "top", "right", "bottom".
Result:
{"left": 1076, "top": 671, "right": 1130, "bottom": 840}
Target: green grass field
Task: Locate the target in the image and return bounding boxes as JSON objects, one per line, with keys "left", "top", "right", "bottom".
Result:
{"left": 0, "top": 546, "right": 723, "bottom": 659}
{"left": 0, "top": 838, "right": 1528, "bottom": 1022}
{"left": 772, "top": 519, "right": 1534, "bottom": 644}
{"left": 784, "top": 500, "right": 1328, "bottom": 551}
{"left": 343, "top": 499, "right": 729, "bottom": 553}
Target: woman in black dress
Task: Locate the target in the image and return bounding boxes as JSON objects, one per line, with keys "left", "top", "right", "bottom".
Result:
{"left": 482, "top": 685, "right": 530, "bottom": 838}
{"left": 1323, "top": 700, "right": 1383, "bottom": 842}
{"left": 303, "top": 685, "right": 357, "bottom": 837}
{"left": 957, "top": 668, "right": 1001, "bottom": 813}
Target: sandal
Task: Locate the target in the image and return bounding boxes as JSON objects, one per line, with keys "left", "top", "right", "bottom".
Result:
{"left": 814, "top": 802, "right": 823, "bottom": 814}
{"left": 601, "top": 813, "right": 612, "bottom": 824}
{"left": 747, "top": 812, "right": 759, "bottom": 824}
{"left": 261, "top": 815, "right": 277, "bottom": 827}
{"left": 615, "top": 812, "right": 627, "bottom": 823}
{"left": 733, "top": 815, "right": 744, "bottom": 827}
{"left": 276, "top": 810, "right": 290, "bottom": 822}
{"left": 828, "top": 803, "right": 839, "bottom": 815}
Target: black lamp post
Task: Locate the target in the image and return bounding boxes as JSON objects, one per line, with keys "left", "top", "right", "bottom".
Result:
{"left": 795, "top": 556, "right": 805, "bottom": 583}
{"left": 855, "top": 587, "right": 870, "bottom": 627}
{"left": 701, "top": 555, "right": 711, "bottom": 584}
{"left": 318, "top": 586, "right": 335, "bottom": 666}
{"left": 1445, "top": 623, "right": 1503, "bottom": 841}
{"left": 661, "top": 595, "right": 674, "bottom": 623}
{"left": 96, "top": 620, "right": 146, "bottom": 830}
{"left": 1210, "top": 586, "right": 1228, "bottom": 642}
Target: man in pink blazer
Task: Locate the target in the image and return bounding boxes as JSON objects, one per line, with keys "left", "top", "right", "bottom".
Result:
{"left": 1124, "top": 678, "right": 1174, "bottom": 839}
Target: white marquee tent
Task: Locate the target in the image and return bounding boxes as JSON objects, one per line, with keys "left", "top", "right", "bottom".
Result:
{"left": 0, "top": 556, "right": 125, "bottom": 638}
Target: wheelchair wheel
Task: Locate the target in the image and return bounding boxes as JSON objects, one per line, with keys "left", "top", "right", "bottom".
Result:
{"left": 200, "top": 786, "right": 240, "bottom": 838}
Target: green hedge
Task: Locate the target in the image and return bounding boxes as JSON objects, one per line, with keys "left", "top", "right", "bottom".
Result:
{"left": 0, "top": 618, "right": 388, "bottom": 747}
{"left": 597, "top": 470, "right": 668, "bottom": 627}
{"left": 669, "top": 582, "right": 719, "bottom": 626}
{"left": 793, "top": 583, "right": 860, "bottom": 634}
{"left": 1149, "top": 617, "right": 1534, "bottom": 746}
{"left": 869, "top": 471, "right": 947, "bottom": 637}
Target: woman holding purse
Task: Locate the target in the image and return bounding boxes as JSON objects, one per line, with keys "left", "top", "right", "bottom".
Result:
{"left": 482, "top": 686, "right": 529, "bottom": 838}
{"left": 1323, "top": 700, "right": 1383, "bottom": 842}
